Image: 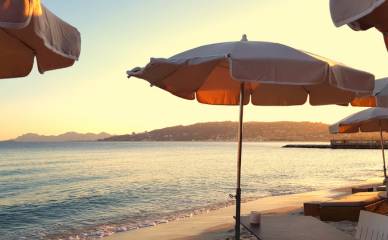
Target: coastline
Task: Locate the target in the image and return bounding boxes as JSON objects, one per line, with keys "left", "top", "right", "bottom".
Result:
{"left": 103, "top": 179, "right": 382, "bottom": 240}
{"left": 4, "top": 141, "right": 383, "bottom": 240}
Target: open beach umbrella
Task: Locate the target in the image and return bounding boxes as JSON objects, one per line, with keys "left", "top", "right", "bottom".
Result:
{"left": 127, "top": 35, "right": 375, "bottom": 240}
{"left": 330, "top": 107, "right": 388, "bottom": 187}
{"left": 0, "top": 0, "right": 81, "bottom": 79}
{"left": 330, "top": 0, "right": 388, "bottom": 51}
{"left": 352, "top": 78, "right": 388, "bottom": 107}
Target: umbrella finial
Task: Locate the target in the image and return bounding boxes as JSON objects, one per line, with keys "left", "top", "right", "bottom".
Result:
{"left": 241, "top": 34, "right": 248, "bottom": 41}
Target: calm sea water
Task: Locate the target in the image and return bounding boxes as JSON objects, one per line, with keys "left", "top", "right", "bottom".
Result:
{"left": 0, "top": 141, "right": 383, "bottom": 239}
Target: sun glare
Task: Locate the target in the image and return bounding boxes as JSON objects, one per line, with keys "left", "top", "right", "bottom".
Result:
{"left": 22, "top": 0, "right": 42, "bottom": 16}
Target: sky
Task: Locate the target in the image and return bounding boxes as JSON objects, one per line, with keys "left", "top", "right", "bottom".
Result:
{"left": 1, "top": 0, "right": 388, "bottom": 140}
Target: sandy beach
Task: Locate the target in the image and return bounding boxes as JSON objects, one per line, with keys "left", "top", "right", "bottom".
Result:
{"left": 104, "top": 179, "right": 382, "bottom": 240}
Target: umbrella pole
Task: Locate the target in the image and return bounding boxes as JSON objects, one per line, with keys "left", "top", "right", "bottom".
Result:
{"left": 235, "top": 83, "right": 245, "bottom": 240}
{"left": 379, "top": 122, "right": 387, "bottom": 179}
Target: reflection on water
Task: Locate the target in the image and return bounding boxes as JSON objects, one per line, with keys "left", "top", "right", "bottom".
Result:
{"left": 0, "top": 142, "right": 383, "bottom": 239}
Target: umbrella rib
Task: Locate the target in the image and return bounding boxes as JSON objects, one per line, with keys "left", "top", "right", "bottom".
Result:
{"left": 302, "top": 86, "right": 310, "bottom": 95}
{"left": 147, "top": 62, "right": 187, "bottom": 88}
{"left": 3, "top": 29, "right": 36, "bottom": 55}
{"left": 191, "top": 59, "right": 228, "bottom": 93}
{"left": 149, "top": 59, "right": 224, "bottom": 101}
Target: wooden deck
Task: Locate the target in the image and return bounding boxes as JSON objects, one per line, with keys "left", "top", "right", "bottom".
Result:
{"left": 239, "top": 215, "right": 356, "bottom": 240}
{"left": 283, "top": 140, "right": 388, "bottom": 149}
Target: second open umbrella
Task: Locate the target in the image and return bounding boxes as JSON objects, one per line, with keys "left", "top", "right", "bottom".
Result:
{"left": 127, "top": 35, "right": 374, "bottom": 240}
{"left": 330, "top": 107, "right": 388, "bottom": 194}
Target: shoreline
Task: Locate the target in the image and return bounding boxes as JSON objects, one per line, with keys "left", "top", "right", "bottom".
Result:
{"left": 56, "top": 180, "right": 378, "bottom": 240}
{"left": 4, "top": 142, "right": 383, "bottom": 240}
{"left": 101, "top": 179, "right": 382, "bottom": 240}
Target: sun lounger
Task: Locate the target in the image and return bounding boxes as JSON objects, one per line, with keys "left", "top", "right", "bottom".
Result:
{"left": 364, "top": 199, "right": 388, "bottom": 216}
{"left": 352, "top": 186, "right": 374, "bottom": 194}
{"left": 303, "top": 201, "right": 321, "bottom": 217}
{"left": 239, "top": 209, "right": 387, "bottom": 239}
{"left": 320, "top": 192, "right": 384, "bottom": 221}
{"left": 356, "top": 210, "right": 388, "bottom": 240}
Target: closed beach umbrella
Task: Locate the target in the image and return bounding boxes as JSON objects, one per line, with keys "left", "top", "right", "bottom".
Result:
{"left": 0, "top": 0, "right": 81, "bottom": 79}
{"left": 352, "top": 78, "right": 388, "bottom": 107}
{"left": 330, "top": 108, "right": 388, "bottom": 189}
{"left": 330, "top": 0, "right": 388, "bottom": 50}
{"left": 127, "top": 35, "right": 375, "bottom": 240}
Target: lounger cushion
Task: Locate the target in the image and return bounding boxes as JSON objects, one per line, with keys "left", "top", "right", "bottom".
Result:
{"left": 320, "top": 192, "right": 383, "bottom": 207}
{"left": 351, "top": 186, "right": 374, "bottom": 194}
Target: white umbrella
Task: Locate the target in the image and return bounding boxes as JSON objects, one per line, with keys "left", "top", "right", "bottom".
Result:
{"left": 330, "top": 0, "right": 388, "bottom": 51}
{"left": 330, "top": 107, "right": 388, "bottom": 188}
{"left": 0, "top": 0, "right": 81, "bottom": 79}
{"left": 127, "top": 35, "right": 375, "bottom": 240}
{"left": 329, "top": 107, "right": 388, "bottom": 197}
{"left": 352, "top": 78, "right": 388, "bottom": 107}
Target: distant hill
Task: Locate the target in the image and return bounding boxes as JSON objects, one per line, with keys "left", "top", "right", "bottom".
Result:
{"left": 12, "top": 122, "right": 388, "bottom": 143}
{"left": 101, "top": 121, "right": 333, "bottom": 142}
{"left": 101, "top": 121, "right": 388, "bottom": 142}
{"left": 13, "top": 132, "right": 112, "bottom": 142}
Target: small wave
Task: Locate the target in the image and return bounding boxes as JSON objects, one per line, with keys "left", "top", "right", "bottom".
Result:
{"left": 44, "top": 198, "right": 245, "bottom": 240}
{"left": 7, "top": 186, "right": 334, "bottom": 239}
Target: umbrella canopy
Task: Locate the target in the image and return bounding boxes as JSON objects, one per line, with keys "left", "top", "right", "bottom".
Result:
{"left": 330, "top": 107, "right": 388, "bottom": 133}
{"left": 330, "top": 0, "right": 388, "bottom": 50}
{"left": 128, "top": 37, "right": 374, "bottom": 106}
{"left": 352, "top": 78, "right": 388, "bottom": 107}
{"left": 0, "top": 0, "right": 81, "bottom": 79}
{"left": 127, "top": 35, "right": 375, "bottom": 240}
{"left": 330, "top": 107, "right": 388, "bottom": 181}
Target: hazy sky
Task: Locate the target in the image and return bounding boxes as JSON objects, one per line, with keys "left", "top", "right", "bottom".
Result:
{"left": 1, "top": 0, "right": 388, "bottom": 140}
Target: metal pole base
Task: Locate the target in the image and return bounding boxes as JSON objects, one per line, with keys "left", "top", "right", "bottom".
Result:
{"left": 235, "top": 187, "right": 241, "bottom": 240}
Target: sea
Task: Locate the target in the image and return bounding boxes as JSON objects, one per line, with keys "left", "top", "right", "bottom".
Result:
{"left": 0, "top": 141, "right": 383, "bottom": 240}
